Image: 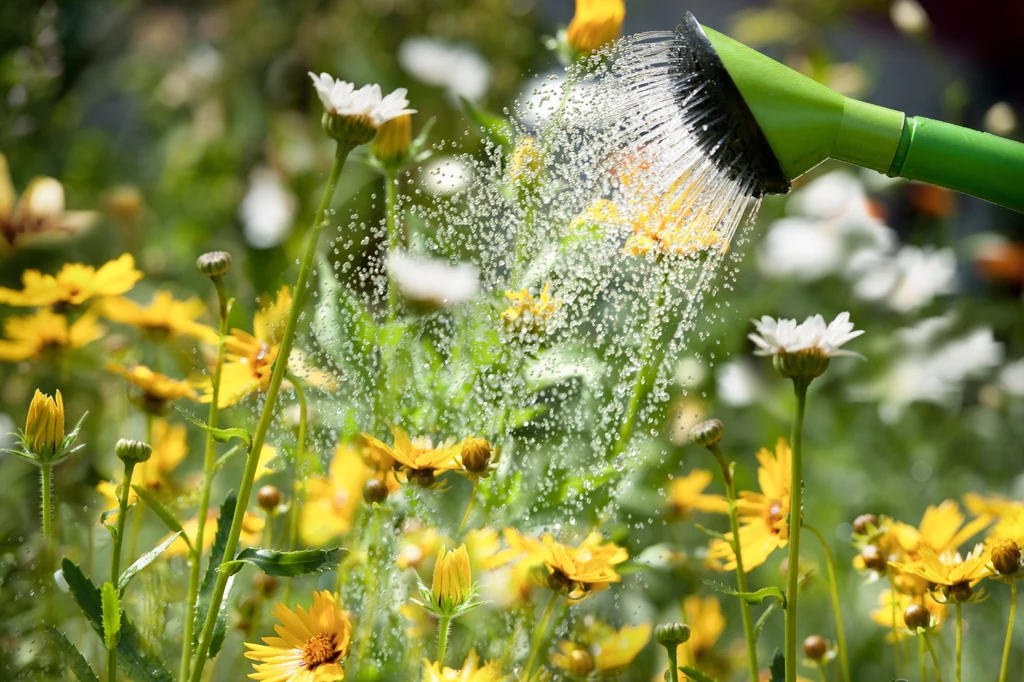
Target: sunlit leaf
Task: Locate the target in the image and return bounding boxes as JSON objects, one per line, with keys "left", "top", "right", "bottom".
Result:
{"left": 118, "top": 532, "right": 182, "bottom": 595}
{"left": 222, "top": 546, "right": 344, "bottom": 577}
{"left": 101, "top": 581, "right": 121, "bottom": 649}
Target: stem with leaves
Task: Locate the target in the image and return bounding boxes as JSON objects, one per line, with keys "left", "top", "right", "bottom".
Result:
{"left": 784, "top": 377, "right": 809, "bottom": 682}
{"left": 188, "top": 140, "right": 353, "bottom": 682}
{"left": 108, "top": 460, "right": 137, "bottom": 682}
{"left": 179, "top": 272, "right": 231, "bottom": 682}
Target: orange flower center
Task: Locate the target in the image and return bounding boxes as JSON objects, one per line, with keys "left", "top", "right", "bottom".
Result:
{"left": 766, "top": 499, "right": 786, "bottom": 533}
{"left": 302, "top": 633, "right": 339, "bottom": 670}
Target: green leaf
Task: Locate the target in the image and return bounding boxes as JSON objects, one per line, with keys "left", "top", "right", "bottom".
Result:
{"left": 225, "top": 546, "right": 344, "bottom": 577}
{"left": 702, "top": 579, "right": 786, "bottom": 608}
{"left": 60, "top": 559, "right": 174, "bottom": 682}
{"left": 754, "top": 597, "right": 784, "bottom": 641}
{"left": 212, "top": 443, "right": 245, "bottom": 475}
{"left": 679, "top": 666, "right": 719, "bottom": 682}
{"left": 209, "top": 574, "right": 236, "bottom": 658}
{"left": 118, "top": 532, "right": 182, "bottom": 595}
{"left": 174, "top": 405, "right": 252, "bottom": 445}
{"left": 193, "top": 491, "right": 236, "bottom": 651}
{"left": 693, "top": 524, "right": 730, "bottom": 542}
{"left": 459, "top": 96, "right": 513, "bottom": 153}
{"left": 43, "top": 623, "right": 100, "bottom": 682}
{"left": 101, "top": 581, "right": 121, "bottom": 649}
{"left": 770, "top": 650, "right": 785, "bottom": 682}
{"left": 130, "top": 485, "right": 193, "bottom": 554}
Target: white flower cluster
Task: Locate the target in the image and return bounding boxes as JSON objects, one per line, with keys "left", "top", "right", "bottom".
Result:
{"left": 308, "top": 73, "right": 415, "bottom": 126}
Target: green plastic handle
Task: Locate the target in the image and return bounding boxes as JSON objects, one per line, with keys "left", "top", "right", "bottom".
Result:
{"left": 888, "top": 117, "right": 1024, "bottom": 213}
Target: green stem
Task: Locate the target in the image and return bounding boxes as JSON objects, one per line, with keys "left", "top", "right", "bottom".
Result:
{"left": 355, "top": 508, "right": 381, "bottom": 667}
{"left": 127, "top": 416, "right": 154, "bottom": 564}
{"left": 817, "top": 662, "right": 827, "bottom": 682}
{"left": 179, "top": 274, "right": 230, "bottom": 682}
{"left": 666, "top": 644, "right": 679, "bottom": 682}
{"left": 707, "top": 443, "right": 759, "bottom": 682}
{"left": 1000, "top": 580, "right": 1017, "bottom": 682}
{"left": 806, "top": 524, "right": 850, "bottom": 682}
{"left": 41, "top": 463, "right": 53, "bottom": 541}
{"left": 188, "top": 140, "right": 353, "bottom": 682}
{"left": 955, "top": 602, "right": 963, "bottom": 682}
{"left": 385, "top": 170, "right": 400, "bottom": 323}
{"left": 919, "top": 633, "right": 926, "bottom": 682}
{"left": 609, "top": 262, "right": 668, "bottom": 462}
{"left": 457, "top": 480, "right": 479, "bottom": 536}
{"left": 923, "top": 632, "right": 942, "bottom": 682}
{"left": 282, "top": 375, "right": 308, "bottom": 607}
{"left": 784, "top": 377, "right": 809, "bottom": 682}
{"left": 523, "top": 592, "right": 559, "bottom": 679}
{"left": 108, "top": 461, "right": 137, "bottom": 682}
{"left": 887, "top": 567, "right": 901, "bottom": 677}
{"left": 436, "top": 614, "right": 451, "bottom": 666}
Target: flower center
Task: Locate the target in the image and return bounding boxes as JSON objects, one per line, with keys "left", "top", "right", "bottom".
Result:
{"left": 766, "top": 499, "right": 786, "bottom": 533}
{"left": 302, "top": 633, "right": 339, "bottom": 670}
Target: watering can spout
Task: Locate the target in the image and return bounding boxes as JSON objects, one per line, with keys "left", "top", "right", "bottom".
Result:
{"left": 679, "top": 12, "right": 1024, "bottom": 212}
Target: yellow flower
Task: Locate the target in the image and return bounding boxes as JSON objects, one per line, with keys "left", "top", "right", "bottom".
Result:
{"left": 432, "top": 544, "right": 472, "bottom": 610}
{"left": 501, "top": 283, "right": 561, "bottom": 335}
{"left": 677, "top": 595, "right": 726, "bottom": 670}
{"left": 107, "top": 363, "right": 197, "bottom": 412}
{"left": 244, "top": 591, "right": 351, "bottom": 681}
{"left": 0, "top": 253, "right": 142, "bottom": 307}
{"left": 667, "top": 470, "right": 729, "bottom": 517}
{"left": 622, "top": 187, "right": 726, "bottom": 258}
{"left": 871, "top": 589, "right": 946, "bottom": 638}
{"left": 551, "top": 623, "right": 650, "bottom": 674}
{"left": 363, "top": 426, "right": 460, "bottom": 487}
{"left": 708, "top": 438, "right": 792, "bottom": 572}
{"left": 397, "top": 525, "right": 446, "bottom": 571}
{"left": 25, "top": 389, "right": 64, "bottom": 459}
{"left": 140, "top": 419, "right": 188, "bottom": 490}
{"left": 503, "top": 529, "right": 627, "bottom": 599}
{"left": 166, "top": 510, "right": 264, "bottom": 558}
{"left": 422, "top": 650, "right": 504, "bottom": 682}
{"left": 100, "top": 290, "right": 211, "bottom": 338}
{"left": 890, "top": 544, "right": 991, "bottom": 600}
{"left": 191, "top": 286, "right": 331, "bottom": 407}
{"left": 566, "top": 0, "right": 625, "bottom": 54}
{"left": 464, "top": 528, "right": 515, "bottom": 571}
{"left": 300, "top": 444, "right": 382, "bottom": 546}
{"left": 890, "top": 500, "right": 990, "bottom": 557}
{"left": 0, "top": 309, "right": 104, "bottom": 361}
{"left": 0, "top": 153, "right": 98, "bottom": 251}
{"left": 371, "top": 113, "right": 412, "bottom": 166}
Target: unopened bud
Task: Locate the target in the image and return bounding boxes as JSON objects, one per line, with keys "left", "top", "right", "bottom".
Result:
{"left": 803, "top": 635, "right": 828, "bottom": 661}
{"left": 363, "top": 478, "right": 389, "bottom": 504}
{"left": 409, "top": 469, "right": 435, "bottom": 488}
{"left": 654, "top": 622, "right": 691, "bottom": 647}
{"left": 106, "top": 186, "right": 143, "bottom": 223}
{"left": 690, "top": 419, "right": 724, "bottom": 447}
{"left": 197, "top": 251, "right": 232, "bottom": 278}
{"left": 257, "top": 485, "right": 281, "bottom": 511}
{"left": 115, "top": 438, "right": 152, "bottom": 465}
{"left": 566, "top": 648, "right": 594, "bottom": 676}
{"left": 992, "top": 540, "right": 1021, "bottom": 576}
{"left": 252, "top": 573, "right": 278, "bottom": 598}
{"left": 948, "top": 581, "right": 973, "bottom": 603}
{"left": 860, "top": 545, "right": 887, "bottom": 572}
{"left": 904, "top": 604, "right": 931, "bottom": 631}
{"left": 460, "top": 438, "right": 492, "bottom": 473}
{"left": 852, "top": 514, "right": 878, "bottom": 535}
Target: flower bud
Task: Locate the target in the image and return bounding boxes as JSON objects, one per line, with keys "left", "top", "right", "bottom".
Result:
{"left": 860, "top": 545, "right": 887, "bottom": 572}
{"left": 654, "top": 622, "right": 691, "bottom": 647}
{"left": 322, "top": 112, "right": 376, "bottom": 145}
{"left": 852, "top": 514, "right": 878, "bottom": 536}
{"left": 690, "top": 418, "right": 724, "bottom": 447}
{"left": 993, "top": 539, "right": 1022, "bottom": 576}
{"left": 115, "top": 438, "right": 152, "bottom": 465}
{"left": 363, "top": 478, "right": 389, "bottom": 504}
{"left": 197, "top": 251, "right": 232, "bottom": 278}
{"left": 25, "top": 389, "right": 65, "bottom": 460}
{"left": 566, "top": 648, "right": 595, "bottom": 676}
{"left": 257, "top": 485, "right": 281, "bottom": 511}
{"left": 371, "top": 113, "right": 411, "bottom": 167}
{"left": 947, "top": 581, "right": 973, "bottom": 603}
{"left": 432, "top": 544, "right": 471, "bottom": 611}
{"left": 460, "top": 438, "right": 492, "bottom": 473}
{"left": 252, "top": 573, "right": 278, "bottom": 598}
{"left": 409, "top": 468, "right": 435, "bottom": 488}
{"left": 803, "top": 635, "right": 828, "bottom": 661}
{"left": 773, "top": 350, "right": 830, "bottom": 380}
{"left": 105, "top": 186, "right": 144, "bottom": 223}
{"left": 903, "top": 604, "right": 931, "bottom": 631}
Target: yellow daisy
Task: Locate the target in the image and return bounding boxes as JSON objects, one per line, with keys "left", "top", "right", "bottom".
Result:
{"left": 622, "top": 186, "right": 726, "bottom": 258}
{"left": 362, "top": 426, "right": 460, "bottom": 487}
{"left": 100, "top": 290, "right": 212, "bottom": 338}
{"left": 708, "top": 438, "right": 791, "bottom": 572}
{"left": 551, "top": 623, "right": 651, "bottom": 675}
{"left": 890, "top": 500, "right": 990, "bottom": 557}
{"left": 503, "top": 529, "right": 627, "bottom": 599}
{"left": 0, "top": 253, "right": 142, "bottom": 307}
{"left": 501, "top": 283, "right": 561, "bottom": 335}
{"left": 566, "top": 0, "right": 625, "bottom": 54}
{"left": 422, "top": 650, "right": 504, "bottom": 682}
{"left": 0, "top": 309, "right": 104, "bottom": 361}
{"left": 107, "top": 363, "right": 197, "bottom": 413}
{"left": 244, "top": 591, "right": 351, "bottom": 681}
{"left": 0, "top": 153, "right": 98, "bottom": 251}
{"left": 676, "top": 595, "right": 727, "bottom": 674}
{"left": 890, "top": 544, "right": 991, "bottom": 601}
{"left": 137, "top": 418, "right": 188, "bottom": 492}
{"left": 667, "top": 469, "right": 729, "bottom": 517}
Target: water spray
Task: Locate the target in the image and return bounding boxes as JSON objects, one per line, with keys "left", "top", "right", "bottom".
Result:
{"left": 660, "top": 13, "right": 1024, "bottom": 213}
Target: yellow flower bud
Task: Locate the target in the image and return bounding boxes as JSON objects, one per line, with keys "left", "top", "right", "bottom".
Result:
{"left": 371, "top": 113, "right": 412, "bottom": 167}
{"left": 432, "top": 544, "right": 471, "bottom": 610}
{"left": 566, "top": 0, "right": 625, "bottom": 55}
{"left": 25, "top": 389, "right": 64, "bottom": 459}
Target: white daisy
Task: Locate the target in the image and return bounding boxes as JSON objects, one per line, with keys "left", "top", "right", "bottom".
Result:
{"left": 388, "top": 251, "right": 479, "bottom": 308}
{"left": 750, "top": 312, "right": 864, "bottom": 360}
{"left": 307, "top": 73, "right": 415, "bottom": 126}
